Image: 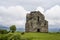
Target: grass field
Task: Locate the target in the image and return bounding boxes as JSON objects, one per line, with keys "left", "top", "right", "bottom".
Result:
{"left": 22, "top": 32, "right": 60, "bottom": 40}
{"left": 0, "top": 32, "right": 60, "bottom": 40}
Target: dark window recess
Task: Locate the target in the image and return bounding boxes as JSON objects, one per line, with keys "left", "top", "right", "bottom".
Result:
{"left": 44, "top": 21, "right": 46, "bottom": 25}
{"left": 38, "top": 16, "right": 39, "bottom": 22}
{"left": 29, "top": 17, "right": 32, "bottom": 20}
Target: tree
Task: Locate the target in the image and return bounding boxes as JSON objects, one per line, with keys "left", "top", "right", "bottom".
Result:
{"left": 10, "top": 25, "right": 16, "bottom": 33}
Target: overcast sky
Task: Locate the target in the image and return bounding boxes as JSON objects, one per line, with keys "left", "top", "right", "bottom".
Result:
{"left": 0, "top": 0, "right": 60, "bottom": 28}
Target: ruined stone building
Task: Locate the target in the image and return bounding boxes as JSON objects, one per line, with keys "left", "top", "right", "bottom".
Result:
{"left": 25, "top": 11, "right": 48, "bottom": 32}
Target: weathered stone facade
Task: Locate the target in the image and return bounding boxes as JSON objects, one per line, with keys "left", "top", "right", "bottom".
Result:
{"left": 25, "top": 11, "right": 48, "bottom": 32}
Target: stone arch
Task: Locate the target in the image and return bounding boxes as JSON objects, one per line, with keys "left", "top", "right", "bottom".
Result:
{"left": 37, "top": 29, "right": 40, "bottom": 32}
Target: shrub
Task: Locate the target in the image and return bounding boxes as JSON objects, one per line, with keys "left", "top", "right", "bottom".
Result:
{"left": 0, "top": 30, "right": 8, "bottom": 34}
{"left": 21, "top": 32, "right": 25, "bottom": 35}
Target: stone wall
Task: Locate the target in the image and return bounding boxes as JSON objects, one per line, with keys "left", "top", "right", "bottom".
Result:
{"left": 25, "top": 11, "right": 48, "bottom": 32}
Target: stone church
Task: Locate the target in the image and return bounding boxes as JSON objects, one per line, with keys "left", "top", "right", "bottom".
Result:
{"left": 25, "top": 11, "right": 48, "bottom": 32}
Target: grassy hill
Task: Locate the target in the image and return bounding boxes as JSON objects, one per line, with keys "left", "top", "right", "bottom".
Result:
{"left": 0, "top": 32, "right": 60, "bottom": 40}
{"left": 22, "top": 32, "right": 60, "bottom": 40}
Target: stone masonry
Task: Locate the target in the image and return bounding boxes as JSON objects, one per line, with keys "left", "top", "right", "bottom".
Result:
{"left": 25, "top": 11, "right": 48, "bottom": 32}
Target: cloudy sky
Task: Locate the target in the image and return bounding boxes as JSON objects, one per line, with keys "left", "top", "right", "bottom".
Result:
{"left": 0, "top": 0, "right": 60, "bottom": 29}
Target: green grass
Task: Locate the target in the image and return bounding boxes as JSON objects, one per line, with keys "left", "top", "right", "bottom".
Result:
{"left": 0, "top": 32, "right": 60, "bottom": 40}
{"left": 22, "top": 32, "right": 60, "bottom": 40}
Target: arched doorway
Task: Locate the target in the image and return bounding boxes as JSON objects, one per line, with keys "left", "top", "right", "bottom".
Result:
{"left": 37, "top": 29, "right": 40, "bottom": 32}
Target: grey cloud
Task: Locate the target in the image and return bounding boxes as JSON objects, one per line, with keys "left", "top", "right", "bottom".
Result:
{"left": 0, "top": 0, "right": 60, "bottom": 11}
{"left": 0, "top": 0, "right": 60, "bottom": 28}
{"left": 0, "top": 6, "right": 28, "bottom": 28}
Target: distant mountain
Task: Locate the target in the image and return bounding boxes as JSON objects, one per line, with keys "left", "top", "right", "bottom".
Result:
{"left": 16, "top": 28, "right": 25, "bottom": 32}
{"left": 0, "top": 25, "right": 60, "bottom": 32}
{"left": 0, "top": 25, "right": 25, "bottom": 32}
{"left": 48, "top": 28, "right": 60, "bottom": 32}
{"left": 0, "top": 25, "right": 9, "bottom": 30}
{"left": 48, "top": 25, "right": 60, "bottom": 32}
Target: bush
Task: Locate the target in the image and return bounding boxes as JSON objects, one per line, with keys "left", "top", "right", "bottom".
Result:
{"left": 8, "top": 33, "right": 21, "bottom": 40}
{"left": 21, "top": 32, "right": 25, "bottom": 35}
{"left": 0, "top": 33, "right": 32, "bottom": 40}
{"left": 0, "top": 30, "right": 8, "bottom": 34}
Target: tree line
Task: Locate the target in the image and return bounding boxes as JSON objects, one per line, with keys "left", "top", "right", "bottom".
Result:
{"left": 0, "top": 25, "right": 16, "bottom": 34}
